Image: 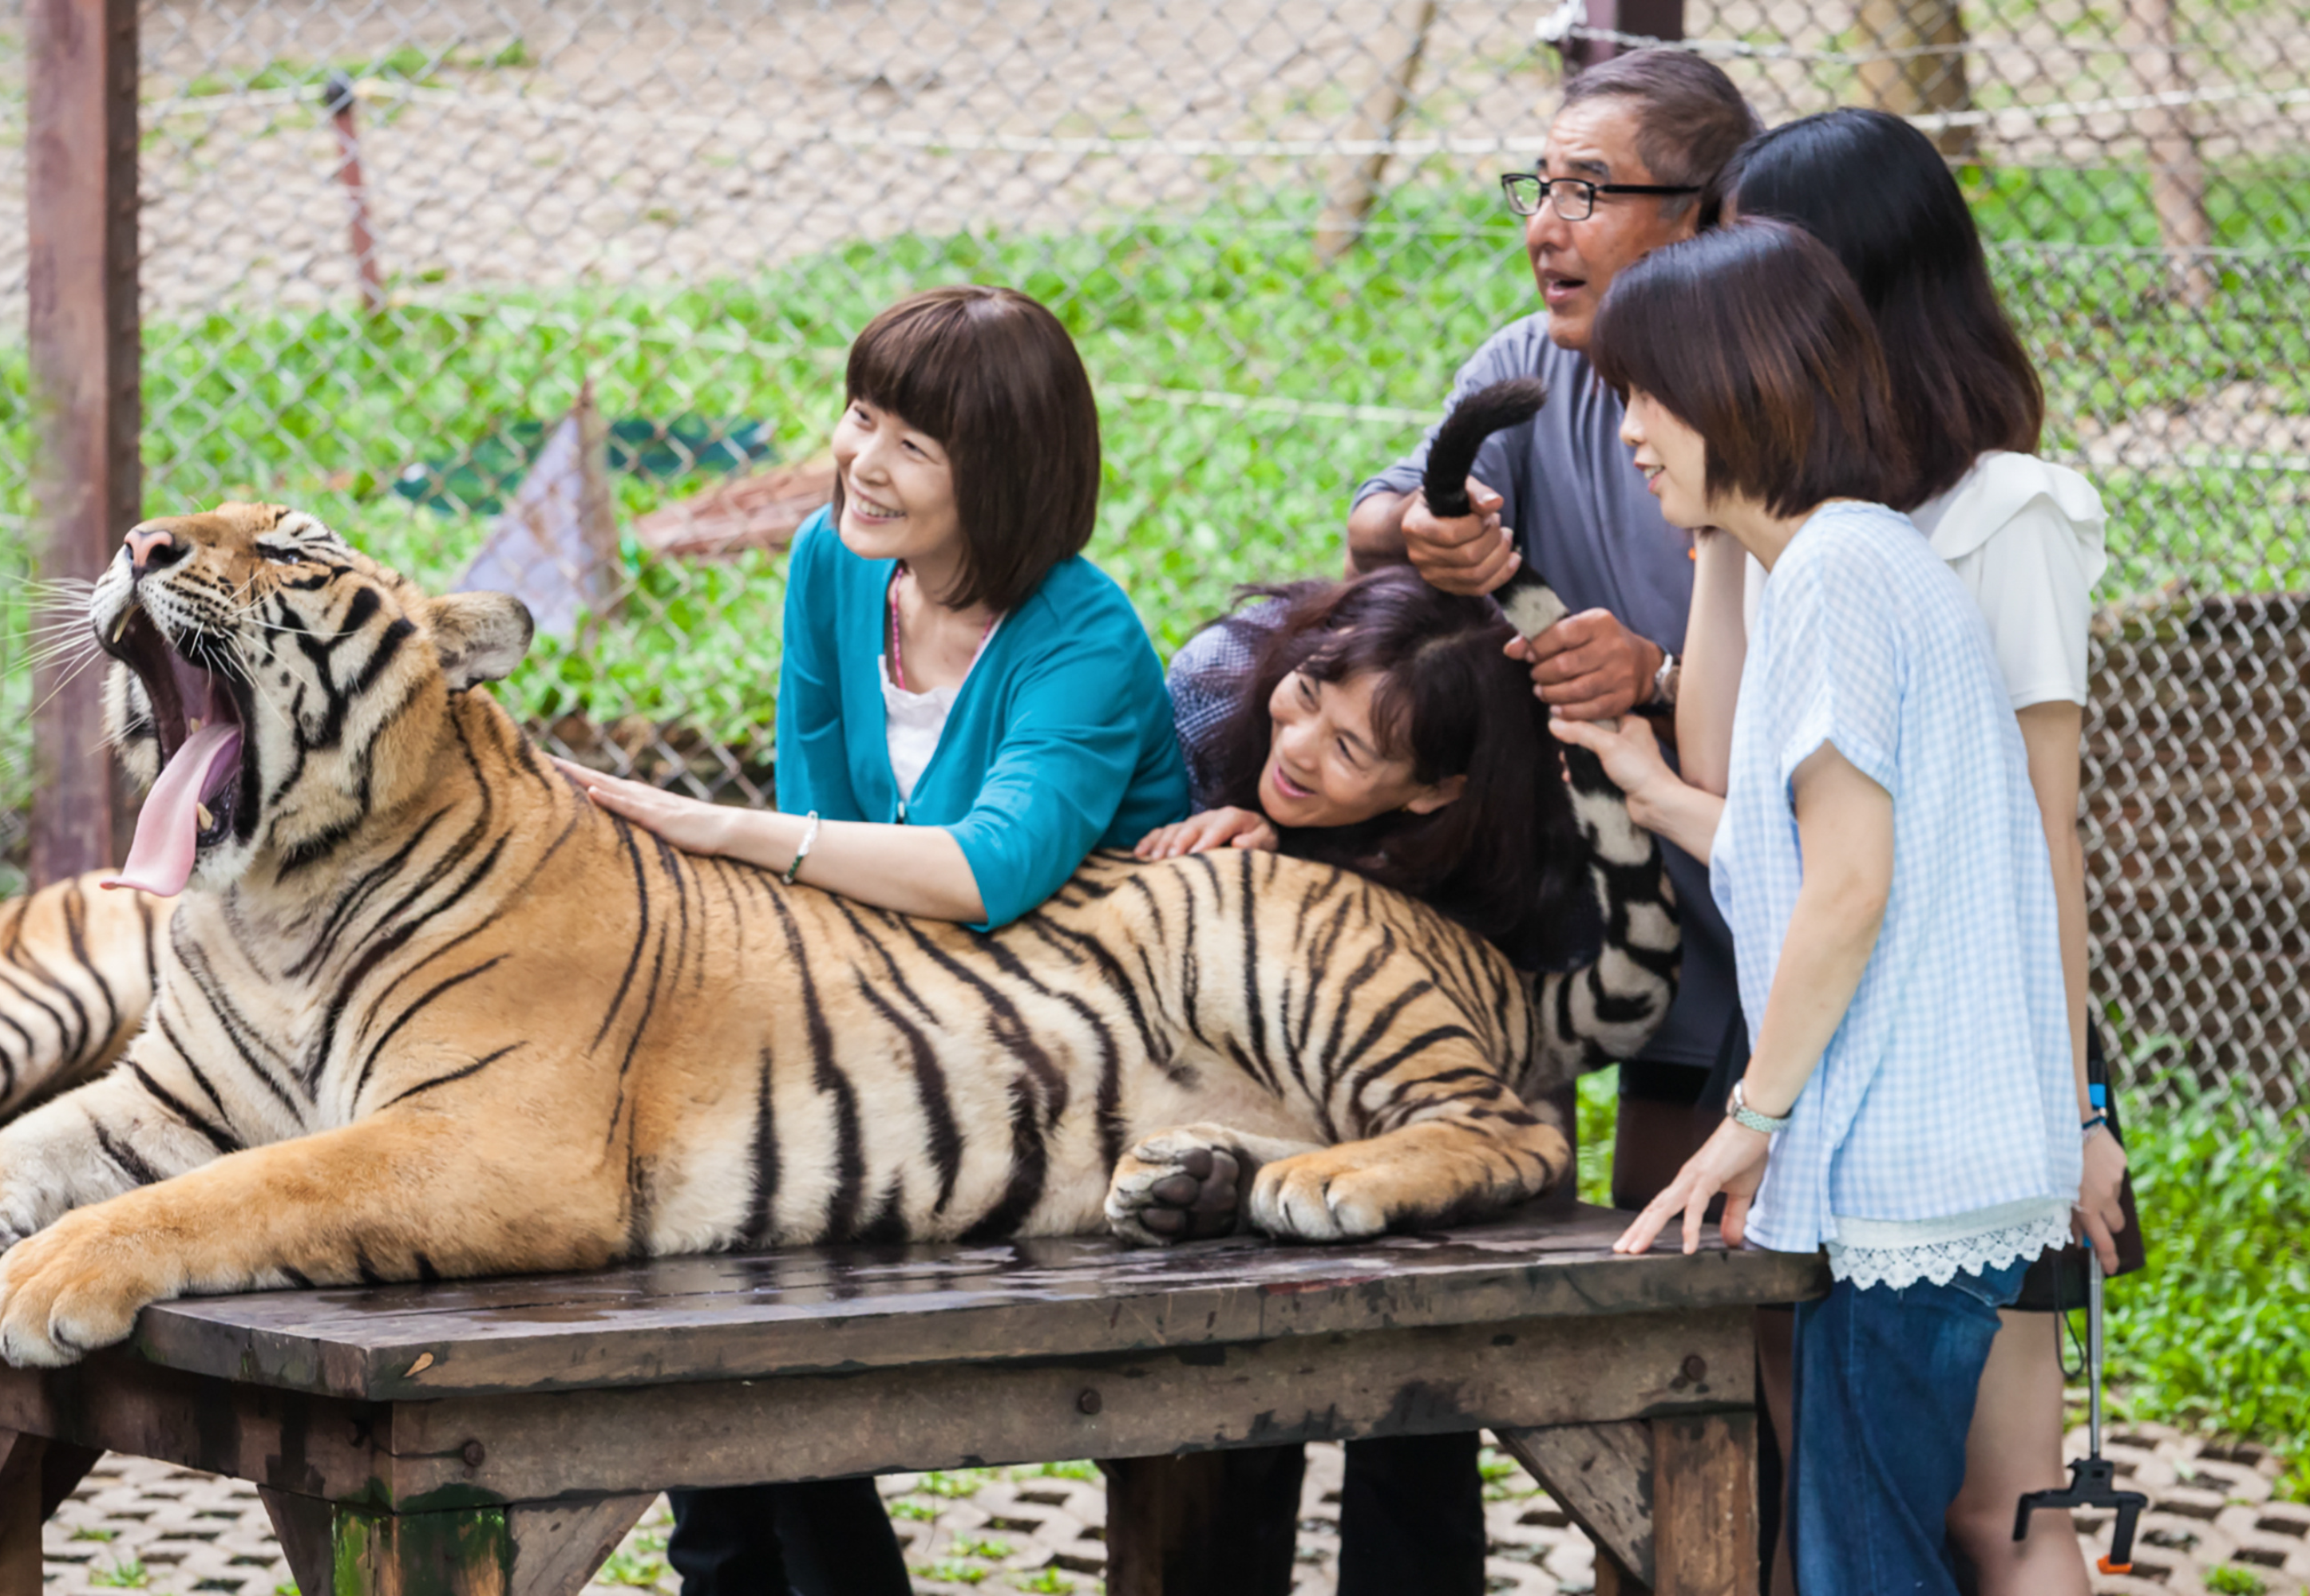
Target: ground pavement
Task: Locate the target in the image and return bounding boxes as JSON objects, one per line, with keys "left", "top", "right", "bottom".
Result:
{"left": 34, "top": 1424, "right": 2303, "bottom": 1596}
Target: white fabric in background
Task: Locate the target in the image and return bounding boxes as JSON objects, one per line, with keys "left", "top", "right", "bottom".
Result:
{"left": 1744, "top": 452, "right": 2109, "bottom": 709}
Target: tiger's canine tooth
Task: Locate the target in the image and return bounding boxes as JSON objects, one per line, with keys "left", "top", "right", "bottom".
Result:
{"left": 196, "top": 802, "right": 214, "bottom": 830}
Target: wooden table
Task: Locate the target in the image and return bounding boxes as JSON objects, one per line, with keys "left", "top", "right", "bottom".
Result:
{"left": 0, "top": 1204, "right": 1823, "bottom": 1596}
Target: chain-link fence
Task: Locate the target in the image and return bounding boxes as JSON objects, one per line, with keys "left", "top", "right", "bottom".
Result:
{"left": 0, "top": 0, "right": 2303, "bottom": 1100}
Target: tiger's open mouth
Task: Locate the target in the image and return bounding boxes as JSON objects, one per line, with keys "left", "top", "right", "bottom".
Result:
{"left": 99, "top": 602, "right": 254, "bottom": 895}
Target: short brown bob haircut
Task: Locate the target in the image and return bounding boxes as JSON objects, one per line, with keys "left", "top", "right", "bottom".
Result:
{"left": 837, "top": 285, "right": 1101, "bottom": 613}
{"left": 1590, "top": 220, "right": 1911, "bottom": 518}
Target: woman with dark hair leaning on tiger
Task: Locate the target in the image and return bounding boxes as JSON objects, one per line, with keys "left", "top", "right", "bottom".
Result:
{"left": 1130, "top": 567, "right": 1679, "bottom": 1595}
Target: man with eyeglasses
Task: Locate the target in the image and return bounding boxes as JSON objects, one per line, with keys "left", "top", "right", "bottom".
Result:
{"left": 1326, "top": 48, "right": 1764, "bottom": 1596}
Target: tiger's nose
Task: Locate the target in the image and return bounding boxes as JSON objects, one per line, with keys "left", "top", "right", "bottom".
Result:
{"left": 125, "top": 527, "right": 186, "bottom": 573}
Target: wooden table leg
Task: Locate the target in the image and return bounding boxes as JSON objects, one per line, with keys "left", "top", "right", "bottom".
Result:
{"left": 263, "top": 1488, "right": 654, "bottom": 1596}
{"left": 1651, "top": 1412, "right": 1758, "bottom": 1596}
{"left": 0, "top": 1431, "right": 44, "bottom": 1596}
{"left": 263, "top": 1491, "right": 512, "bottom": 1596}
{"left": 1104, "top": 1450, "right": 1301, "bottom": 1596}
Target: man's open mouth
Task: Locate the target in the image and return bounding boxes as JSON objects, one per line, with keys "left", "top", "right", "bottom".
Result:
{"left": 100, "top": 602, "right": 253, "bottom": 895}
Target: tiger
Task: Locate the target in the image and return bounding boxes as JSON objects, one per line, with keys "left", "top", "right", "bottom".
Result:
{"left": 0, "top": 503, "right": 1677, "bottom": 1368}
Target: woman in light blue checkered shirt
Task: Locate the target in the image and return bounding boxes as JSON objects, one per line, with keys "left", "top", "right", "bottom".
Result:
{"left": 1588, "top": 220, "right": 2077, "bottom": 1596}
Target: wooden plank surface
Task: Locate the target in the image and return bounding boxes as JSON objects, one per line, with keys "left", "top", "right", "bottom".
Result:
{"left": 0, "top": 1306, "right": 1755, "bottom": 1506}
{"left": 125, "top": 1205, "right": 1825, "bottom": 1400}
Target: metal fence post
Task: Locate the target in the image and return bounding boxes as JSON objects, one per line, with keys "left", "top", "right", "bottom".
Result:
{"left": 26, "top": 0, "right": 140, "bottom": 887}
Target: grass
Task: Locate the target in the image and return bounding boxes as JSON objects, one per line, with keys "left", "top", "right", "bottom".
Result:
{"left": 2, "top": 164, "right": 2300, "bottom": 822}
{"left": 2101, "top": 1065, "right": 2310, "bottom": 1500}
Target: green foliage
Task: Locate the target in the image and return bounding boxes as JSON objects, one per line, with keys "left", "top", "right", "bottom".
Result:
{"left": 911, "top": 1560, "right": 992, "bottom": 1586}
{"left": 951, "top": 1535, "right": 1015, "bottom": 1558}
{"left": 69, "top": 1527, "right": 119, "bottom": 1542}
{"left": 90, "top": 1558, "right": 150, "bottom": 1589}
{"left": 597, "top": 1546, "right": 670, "bottom": 1589}
{"left": 1012, "top": 1569, "right": 1078, "bottom": 1594}
{"left": 1020, "top": 1459, "right": 1101, "bottom": 1482}
{"left": 2204, "top": 1566, "right": 2268, "bottom": 1596}
{"left": 0, "top": 163, "right": 2298, "bottom": 859}
{"left": 920, "top": 1468, "right": 1000, "bottom": 1498}
{"left": 2102, "top": 1069, "right": 2310, "bottom": 1499}
{"left": 1576, "top": 1068, "right": 1620, "bottom": 1208}
{"left": 888, "top": 1495, "right": 940, "bottom": 1520}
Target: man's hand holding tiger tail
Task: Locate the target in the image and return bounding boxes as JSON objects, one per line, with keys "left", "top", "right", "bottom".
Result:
{"left": 551, "top": 759, "right": 742, "bottom": 858}
{"left": 1506, "top": 610, "right": 1664, "bottom": 721}
{"left": 1402, "top": 479, "right": 1519, "bottom": 596}
{"left": 1134, "top": 808, "right": 1280, "bottom": 860}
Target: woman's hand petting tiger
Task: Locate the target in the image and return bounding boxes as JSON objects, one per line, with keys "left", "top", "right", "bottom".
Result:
{"left": 548, "top": 757, "right": 745, "bottom": 857}
{"left": 1133, "top": 806, "right": 1278, "bottom": 859}
{"left": 0, "top": 504, "right": 1679, "bottom": 1368}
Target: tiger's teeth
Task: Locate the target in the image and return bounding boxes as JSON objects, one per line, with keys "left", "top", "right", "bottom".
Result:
{"left": 196, "top": 802, "right": 214, "bottom": 830}
{"left": 110, "top": 612, "right": 132, "bottom": 644}
{"left": 188, "top": 717, "right": 204, "bottom": 734}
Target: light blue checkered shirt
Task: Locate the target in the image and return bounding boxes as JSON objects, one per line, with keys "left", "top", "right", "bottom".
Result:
{"left": 1713, "top": 503, "right": 2079, "bottom": 1268}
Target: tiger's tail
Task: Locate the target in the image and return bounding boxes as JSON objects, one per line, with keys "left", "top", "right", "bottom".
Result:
{"left": 1526, "top": 744, "right": 1681, "bottom": 1094}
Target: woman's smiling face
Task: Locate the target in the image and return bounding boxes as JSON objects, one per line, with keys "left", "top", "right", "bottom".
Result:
{"left": 1620, "top": 388, "right": 1714, "bottom": 531}
{"left": 1259, "top": 669, "right": 1465, "bottom": 830}
{"left": 831, "top": 397, "right": 963, "bottom": 567}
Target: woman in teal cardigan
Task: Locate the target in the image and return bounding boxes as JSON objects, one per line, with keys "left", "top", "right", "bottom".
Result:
{"left": 773, "top": 494, "right": 1188, "bottom": 926}
{"left": 562, "top": 285, "right": 1186, "bottom": 1594}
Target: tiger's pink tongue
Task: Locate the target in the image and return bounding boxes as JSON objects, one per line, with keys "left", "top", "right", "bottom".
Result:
{"left": 103, "top": 724, "right": 242, "bottom": 896}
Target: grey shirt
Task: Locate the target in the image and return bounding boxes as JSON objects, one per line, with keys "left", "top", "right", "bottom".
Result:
{"left": 1355, "top": 315, "right": 1737, "bottom": 1073}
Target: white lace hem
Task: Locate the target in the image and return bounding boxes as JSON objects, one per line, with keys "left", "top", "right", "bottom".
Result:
{"left": 1826, "top": 1205, "right": 2072, "bottom": 1291}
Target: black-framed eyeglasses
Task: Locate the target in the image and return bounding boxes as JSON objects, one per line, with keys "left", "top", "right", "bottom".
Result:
{"left": 1498, "top": 172, "right": 1700, "bottom": 220}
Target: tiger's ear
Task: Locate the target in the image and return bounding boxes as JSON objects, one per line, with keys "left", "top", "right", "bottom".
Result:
{"left": 426, "top": 591, "right": 534, "bottom": 689}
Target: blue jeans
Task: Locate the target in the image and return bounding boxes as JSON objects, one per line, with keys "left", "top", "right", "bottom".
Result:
{"left": 1791, "top": 1255, "right": 2030, "bottom": 1596}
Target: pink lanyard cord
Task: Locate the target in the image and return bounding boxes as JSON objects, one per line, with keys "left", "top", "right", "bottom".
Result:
{"left": 888, "top": 563, "right": 996, "bottom": 693}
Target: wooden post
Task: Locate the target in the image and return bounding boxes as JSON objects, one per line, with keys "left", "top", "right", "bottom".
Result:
{"left": 2130, "top": 0, "right": 2213, "bottom": 306}
{"left": 1853, "top": 0, "right": 1976, "bottom": 159}
{"left": 1102, "top": 1453, "right": 1240, "bottom": 1596}
{"left": 1313, "top": 0, "right": 1439, "bottom": 265}
{"left": 26, "top": 0, "right": 140, "bottom": 886}
{"left": 1559, "top": 0, "right": 1684, "bottom": 74}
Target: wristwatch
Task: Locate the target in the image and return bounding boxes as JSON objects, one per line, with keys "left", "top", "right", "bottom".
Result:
{"left": 1727, "top": 1080, "right": 1791, "bottom": 1135}
{"left": 1647, "top": 649, "right": 1679, "bottom": 709}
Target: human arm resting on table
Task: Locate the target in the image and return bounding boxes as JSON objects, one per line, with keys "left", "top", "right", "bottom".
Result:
{"left": 552, "top": 765, "right": 987, "bottom": 922}
{"left": 1613, "top": 741, "right": 1893, "bottom": 1256}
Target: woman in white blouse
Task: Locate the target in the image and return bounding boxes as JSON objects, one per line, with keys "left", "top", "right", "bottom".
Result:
{"left": 1561, "top": 109, "right": 2126, "bottom": 1596}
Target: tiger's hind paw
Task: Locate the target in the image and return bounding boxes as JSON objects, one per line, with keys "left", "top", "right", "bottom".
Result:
{"left": 1105, "top": 1128, "right": 1259, "bottom": 1246}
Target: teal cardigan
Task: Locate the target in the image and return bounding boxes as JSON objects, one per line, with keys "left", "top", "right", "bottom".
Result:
{"left": 773, "top": 508, "right": 1190, "bottom": 928}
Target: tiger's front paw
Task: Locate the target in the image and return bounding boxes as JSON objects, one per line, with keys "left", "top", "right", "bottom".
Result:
{"left": 0, "top": 1207, "right": 171, "bottom": 1367}
{"left": 1247, "top": 1149, "right": 1394, "bottom": 1242}
{"left": 1106, "top": 1128, "right": 1252, "bottom": 1246}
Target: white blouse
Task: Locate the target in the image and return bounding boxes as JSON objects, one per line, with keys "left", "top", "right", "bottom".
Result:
{"left": 1745, "top": 452, "right": 2109, "bottom": 709}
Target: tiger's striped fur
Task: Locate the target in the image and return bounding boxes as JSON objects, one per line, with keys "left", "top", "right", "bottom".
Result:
{"left": 0, "top": 878, "right": 168, "bottom": 1116}
{"left": 0, "top": 504, "right": 1676, "bottom": 1367}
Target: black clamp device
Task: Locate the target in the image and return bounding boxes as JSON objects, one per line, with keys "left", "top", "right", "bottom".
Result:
{"left": 2014, "top": 1233, "right": 2148, "bottom": 1575}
